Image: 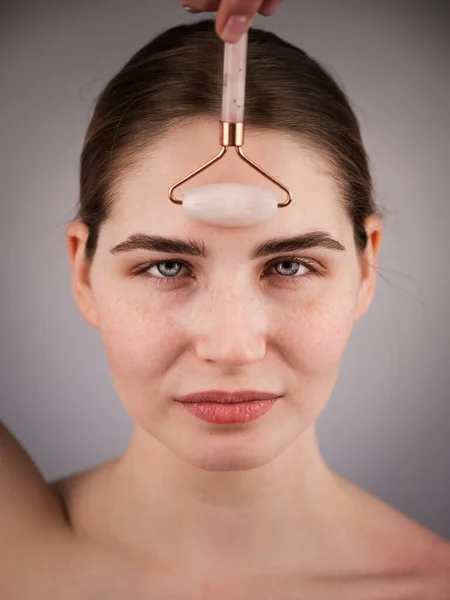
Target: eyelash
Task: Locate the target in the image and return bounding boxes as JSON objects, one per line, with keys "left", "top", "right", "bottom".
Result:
{"left": 132, "top": 256, "right": 321, "bottom": 287}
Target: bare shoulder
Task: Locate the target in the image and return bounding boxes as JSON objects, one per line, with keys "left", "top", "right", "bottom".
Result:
{"left": 0, "top": 419, "right": 68, "bottom": 527}
{"left": 333, "top": 473, "right": 450, "bottom": 574}
{"left": 0, "top": 418, "right": 112, "bottom": 528}
{"left": 49, "top": 456, "right": 120, "bottom": 534}
{"left": 0, "top": 421, "right": 78, "bottom": 596}
{"left": 0, "top": 422, "right": 137, "bottom": 597}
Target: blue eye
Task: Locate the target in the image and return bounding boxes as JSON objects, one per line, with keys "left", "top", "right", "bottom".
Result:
{"left": 134, "top": 256, "right": 320, "bottom": 286}
{"left": 272, "top": 260, "right": 307, "bottom": 277}
{"left": 151, "top": 261, "right": 184, "bottom": 278}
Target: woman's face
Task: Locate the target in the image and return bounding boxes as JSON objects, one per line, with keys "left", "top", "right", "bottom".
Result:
{"left": 68, "top": 119, "right": 382, "bottom": 471}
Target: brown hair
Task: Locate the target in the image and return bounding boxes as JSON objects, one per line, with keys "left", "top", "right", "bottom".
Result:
{"left": 77, "top": 19, "right": 379, "bottom": 260}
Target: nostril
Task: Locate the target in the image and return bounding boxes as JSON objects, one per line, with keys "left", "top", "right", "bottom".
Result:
{"left": 195, "top": 331, "right": 267, "bottom": 366}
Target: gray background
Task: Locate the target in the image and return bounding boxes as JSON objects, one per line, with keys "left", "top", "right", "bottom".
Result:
{"left": 1, "top": 0, "right": 449, "bottom": 538}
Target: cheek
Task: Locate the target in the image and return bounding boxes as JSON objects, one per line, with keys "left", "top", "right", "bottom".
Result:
{"left": 94, "top": 294, "right": 180, "bottom": 379}
{"left": 91, "top": 264, "right": 360, "bottom": 382}
{"left": 277, "top": 286, "right": 358, "bottom": 375}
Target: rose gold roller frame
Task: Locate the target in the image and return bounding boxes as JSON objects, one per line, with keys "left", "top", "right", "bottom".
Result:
{"left": 168, "top": 32, "right": 293, "bottom": 207}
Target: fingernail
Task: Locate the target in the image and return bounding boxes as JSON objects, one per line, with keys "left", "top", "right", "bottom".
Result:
{"left": 261, "top": 0, "right": 283, "bottom": 16}
{"left": 181, "top": 0, "right": 202, "bottom": 12}
{"left": 222, "top": 15, "right": 251, "bottom": 43}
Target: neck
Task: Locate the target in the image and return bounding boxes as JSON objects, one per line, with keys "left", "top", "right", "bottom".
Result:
{"left": 103, "top": 425, "right": 349, "bottom": 577}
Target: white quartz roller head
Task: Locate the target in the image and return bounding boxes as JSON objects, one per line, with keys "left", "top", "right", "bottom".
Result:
{"left": 181, "top": 183, "right": 278, "bottom": 227}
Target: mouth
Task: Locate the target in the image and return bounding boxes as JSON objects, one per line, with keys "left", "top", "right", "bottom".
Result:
{"left": 174, "top": 390, "right": 282, "bottom": 425}
{"left": 175, "top": 389, "right": 281, "bottom": 404}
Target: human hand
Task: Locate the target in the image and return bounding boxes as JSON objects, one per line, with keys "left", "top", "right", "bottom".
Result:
{"left": 181, "top": 0, "right": 283, "bottom": 43}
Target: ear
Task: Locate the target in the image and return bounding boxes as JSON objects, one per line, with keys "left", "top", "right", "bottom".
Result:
{"left": 66, "top": 221, "right": 99, "bottom": 328}
{"left": 354, "top": 215, "right": 383, "bottom": 321}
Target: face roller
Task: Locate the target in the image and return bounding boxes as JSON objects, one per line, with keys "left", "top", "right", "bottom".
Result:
{"left": 168, "top": 31, "right": 293, "bottom": 227}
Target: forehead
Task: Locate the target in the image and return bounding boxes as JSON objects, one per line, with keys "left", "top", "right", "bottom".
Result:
{"left": 107, "top": 119, "right": 349, "bottom": 241}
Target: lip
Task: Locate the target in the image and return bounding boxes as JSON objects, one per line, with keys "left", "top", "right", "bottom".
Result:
{"left": 175, "top": 390, "right": 282, "bottom": 425}
{"left": 175, "top": 390, "right": 281, "bottom": 404}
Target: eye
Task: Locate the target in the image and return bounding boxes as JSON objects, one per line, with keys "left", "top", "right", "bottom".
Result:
{"left": 133, "top": 256, "right": 320, "bottom": 286}
{"left": 265, "top": 257, "right": 319, "bottom": 281}
{"left": 148, "top": 261, "right": 185, "bottom": 278}
{"left": 272, "top": 260, "right": 308, "bottom": 277}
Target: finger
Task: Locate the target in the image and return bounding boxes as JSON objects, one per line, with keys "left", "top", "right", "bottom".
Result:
{"left": 181, "top": 0, "right": 220, "bottom": 12}
{"left": 259, "top": 0, "right": 283, "bottom": 16}
{"left": 181, "top": 0, "right": 282, "bottom": 14}
{"left": 181, "top": 0, "right": 282, "bottom": 42}
{"left": 215, "top": 0, "right": 266, "bottom": 42}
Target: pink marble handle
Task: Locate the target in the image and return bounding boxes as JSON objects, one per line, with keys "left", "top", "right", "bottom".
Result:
{"left": 221, "top": 32, "right": 248, "bottom": 123}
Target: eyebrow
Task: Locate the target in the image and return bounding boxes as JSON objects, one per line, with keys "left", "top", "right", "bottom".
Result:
{"left": 110, "top": 231, "right": 345, "bottom": 259}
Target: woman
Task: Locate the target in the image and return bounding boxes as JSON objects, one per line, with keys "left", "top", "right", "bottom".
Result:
{"left": 1, "top": 6, "right": 449, "bottom": 599}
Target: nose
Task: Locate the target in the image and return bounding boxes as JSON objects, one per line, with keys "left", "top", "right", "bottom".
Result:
{"left": 193, "top": 283, "right": 267, "bottom": 367}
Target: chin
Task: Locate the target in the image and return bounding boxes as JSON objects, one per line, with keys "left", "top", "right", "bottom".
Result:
{"left": 189, "top": 452, "right": 273, "bottom": 473}
{"left": 175, "top": 434, "right": 284, "bottom": 472}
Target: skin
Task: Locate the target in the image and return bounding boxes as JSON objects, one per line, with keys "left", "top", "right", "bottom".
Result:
{"left": 180, "top": 0, "right": 284, "bottom": 42}
{"left": 2, "top": 120, "right": 450, "bottom": 597}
